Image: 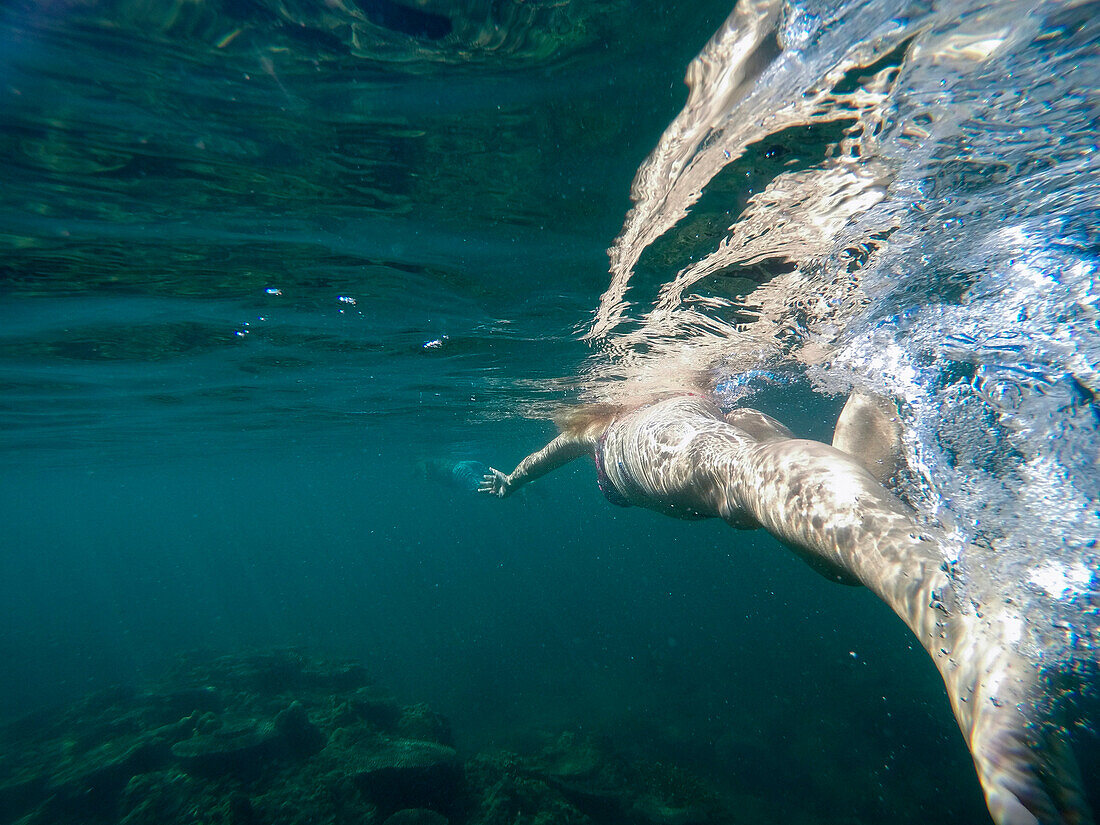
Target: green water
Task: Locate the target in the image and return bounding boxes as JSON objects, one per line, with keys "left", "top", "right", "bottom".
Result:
{"left": 0, "top": 2, "right": 1005, "bottom": 822}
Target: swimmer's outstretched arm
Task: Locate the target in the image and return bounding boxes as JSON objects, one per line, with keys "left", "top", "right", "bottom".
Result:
{"left": 478, "top": 432, "right": 594, "bottom": 498}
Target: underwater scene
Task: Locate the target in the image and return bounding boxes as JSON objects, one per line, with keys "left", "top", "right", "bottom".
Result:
{"left": 0, "top": 1, "right": 1096, "bottom": 824}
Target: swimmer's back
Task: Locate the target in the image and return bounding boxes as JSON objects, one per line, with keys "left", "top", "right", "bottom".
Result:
{"left": 599, "top": 395, "right": 753, "bottom": 517}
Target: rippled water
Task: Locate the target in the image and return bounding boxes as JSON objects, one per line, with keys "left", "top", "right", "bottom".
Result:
{"left": 1, "top": 1, "right": 1097, "bottom": 822}
{"left": 1, "top": 0, "right": 731, "bottom": 460}
{"left": 582, "top": 0, "right": 1099, "bottom": 683}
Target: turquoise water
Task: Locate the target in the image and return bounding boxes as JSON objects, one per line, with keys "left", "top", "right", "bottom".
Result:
{"left": 1, "top": 1, "right": 1096, "bottom": 823}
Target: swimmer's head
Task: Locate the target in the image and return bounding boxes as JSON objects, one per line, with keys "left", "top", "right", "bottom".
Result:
{"left": 554, "top": 403, "right": 624, "bottom": 439}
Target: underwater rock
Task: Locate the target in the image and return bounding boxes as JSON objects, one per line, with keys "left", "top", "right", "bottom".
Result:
{"left": 531, "top": 731, "right": 604, "bottom": 780}
{"left": 274, "top": 700, "right": 326, "bottom": 756}
{"left": 49, "top": 737, "right": 171, "bottom": 793}
{"left": 465, "top": 732, "right": 730, "bottom": 825}
{"left": 628, "top": 797, "right": 718, "bottom": 825}
{"left": 0, "top": 650, "right": 736, "bottom": 825}
{"left": 161, "top": 700, "right": 324, "bottom": 779}
{"left": 163, "top": 649, "right": 370, "bottom": 698}
{"left": 116, "top": 771, "right": 212, "bottom": 825}
{"left": 336, "top": 685, "right": 403, "bottom": 731}
{"left": 383, "top": 808, "right": 450, "bottom": 825}
{"left": 0, "top": 774, "right": 47, "bottom": 820}
{"left": 0, "top": 685, "right": 178, "bottom": 824}
{"left": 398, "top": 702, "right": 454, "bottom": 746}
{"left": 141, "top": 686, "right": 224, "bottom": 724}
{"left": 350, "top": 738, "right": 461, "bottom": 817}
{"left": 523, "top": 732, "right": 627, "bottom": 821}
{"left": 464, "top": 752, "right": 591, "bottom": 825}
{"left": 171, "top": 718, "right": 284, "bottom": 778}
{"left": 12, "top": 737, "right": 172, "bottom": 825}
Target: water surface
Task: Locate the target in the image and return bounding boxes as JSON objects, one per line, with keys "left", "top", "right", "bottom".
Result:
{"left": 2, "top": 1, "right": 1096, "bottom": 823}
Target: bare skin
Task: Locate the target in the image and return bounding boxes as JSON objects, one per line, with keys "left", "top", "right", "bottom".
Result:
{"left": 480, "top": 394, "right": 1092, "bottom": 825}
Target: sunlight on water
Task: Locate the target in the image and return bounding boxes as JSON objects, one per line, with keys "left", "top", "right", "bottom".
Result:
{"left": 2, "top": 0, "right": 717, "bottom": 449}
{"left": 581, "top": 0, "right": 1098, "bottom": 682}
{"left": 0, "top": 1, "right": 1095, "bottom": 821}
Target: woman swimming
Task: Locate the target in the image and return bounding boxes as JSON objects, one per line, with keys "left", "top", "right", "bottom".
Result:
{"left": 480, "top": 392, "right": 1092, "bottom": 825}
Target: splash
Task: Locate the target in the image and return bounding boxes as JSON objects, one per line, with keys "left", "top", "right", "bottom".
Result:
{"left": 585, "top": 0, "right": 1098, "bottom": 677}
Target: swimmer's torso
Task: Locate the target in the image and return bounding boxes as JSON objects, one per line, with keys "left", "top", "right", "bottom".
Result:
{"left": 598, "top": 395, "right": 759, "bottom": 524}
{"left": 597, "top": 397, "right": 960, "bottom": 666}
{"left": 596, "top": 395, "right": 921, "bottom": 581}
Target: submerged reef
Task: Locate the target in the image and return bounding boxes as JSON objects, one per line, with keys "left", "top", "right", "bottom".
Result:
{"left": 0, "top": 651, "right": 732, "bottom": 825}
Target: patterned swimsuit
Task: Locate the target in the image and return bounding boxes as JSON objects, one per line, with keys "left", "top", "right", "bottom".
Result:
{"left": 594, "top": 430, "right": 632, "bottom": 508}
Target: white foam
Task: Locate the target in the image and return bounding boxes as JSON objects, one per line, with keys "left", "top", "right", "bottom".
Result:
{"left": 1028, "top": 561, "right": 1094, "bottom": 601}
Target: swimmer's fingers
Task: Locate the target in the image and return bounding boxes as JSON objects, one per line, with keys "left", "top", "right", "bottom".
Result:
{"left": 478, "top": 468, "right": 511, "bottom": 498}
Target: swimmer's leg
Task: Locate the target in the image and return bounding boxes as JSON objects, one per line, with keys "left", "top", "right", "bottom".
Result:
{"left": 737, "top": 434, "right": 1091, "bottom": 824}
{"left": 829, "top": 396, "right": 1092, "bottom": 822}
{"left": 831, "top": 391, "right": 903, "bottom": 485}
{"left": 939, "top": 622, "right": 1094, "bottom": 825}
{"left": 968, "top": 699, "right": 1092, "bottom": 825}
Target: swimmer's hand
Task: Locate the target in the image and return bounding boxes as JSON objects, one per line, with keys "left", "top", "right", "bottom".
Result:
{"left": 478, "top": 468, "right": 513, "bottom": 498}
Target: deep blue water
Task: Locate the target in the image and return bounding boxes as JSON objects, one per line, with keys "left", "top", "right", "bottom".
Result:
{"left": 2, "top": 1, "right": 1095, "bottom": 823}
